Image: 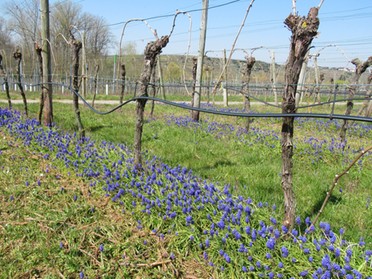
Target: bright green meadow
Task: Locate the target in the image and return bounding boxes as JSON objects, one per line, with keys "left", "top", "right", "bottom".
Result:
{"left": 0, "top": 93, "right": 371, "bottom": 278}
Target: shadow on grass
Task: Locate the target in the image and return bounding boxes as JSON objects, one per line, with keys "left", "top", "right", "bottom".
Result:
{"left": 301, "top": 191, "right": 342, "bottom": 231}
{"left": 88, "top": 125, "right": 113, "bottom": 132}
{"left": 197, "top": 159, "right": 236, "bottom": 171}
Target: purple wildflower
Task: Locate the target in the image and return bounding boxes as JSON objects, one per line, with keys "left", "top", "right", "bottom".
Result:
{"left": 266, "top": 237, "right": 276, "bottom": 250}
{"left": 281, "top": 246, "right": 289, "bottom": 258}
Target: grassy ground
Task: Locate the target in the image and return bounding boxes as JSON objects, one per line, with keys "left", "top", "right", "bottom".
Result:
{"left": 1, "top": 93, "right": 371, "bottom": 278}
{"left": 7, "top": 99, "right": 372, "bottom": 244}
{"left": 0, "top": 131, "right": 211, "bottom": 278}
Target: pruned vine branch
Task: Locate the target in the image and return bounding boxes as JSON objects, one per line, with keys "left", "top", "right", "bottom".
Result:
{"left": 119, "top": 18, "right": 159, "bottom": 64}
{"left": 306, "top": 146, "right": 372, "bottom": 233}
{"left": 211, "top": 0, "right": 256, "bottom": 98}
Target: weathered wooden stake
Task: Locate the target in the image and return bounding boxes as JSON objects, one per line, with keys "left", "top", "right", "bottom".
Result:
{"left": 41, "top": 0, "right": 53, "bottom": 126}
{"left": 192, "top": 0, "right": 209, "bottom": 122}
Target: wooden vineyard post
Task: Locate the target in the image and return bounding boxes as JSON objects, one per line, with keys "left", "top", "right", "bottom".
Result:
{"left": 281, "top": 6, "right": 320, "bottom": 228}
{"left": 41, "top": 0, "right": 53, "bottom": 126}
{"left": 192, "top": 0, "right": 209, "bottom": 122}
{"left": 134, "top": 36, "right": 169, "bottom": 168}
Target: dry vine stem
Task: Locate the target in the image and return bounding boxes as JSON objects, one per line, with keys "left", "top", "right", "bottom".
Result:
{"left": 35, "top": 43, "right": 44, "bottom": 123}
{"left": 241, "top": 55, "right": 256, "bottom": 130}
{"left": 13, "top": 49, "right": 28, "bottom": 117}
{"left": 211, "top": 0, "right": 255, "bottom": 99}
{"left": 340, "top": 56, "right": 372, "bottom": 145}
{"left": 69, "top": 30, "right": 85, "bottom": 139}
{"left": 119, "top": 18, "right": 159, "bottom": 66}
{"left": 281, "top": 5, "right": 321, "bottom": 228}
{"left": 164, "top": 10, "right": 194, "bottom": 96}
{"left": 0, "top": 54, "right": 11, "bottom": 109}
{"left": 133, "top": 35, "right": 170, "bottom": 168}
{"left": 306, "top": 146, "right": 372, "bottom": 234}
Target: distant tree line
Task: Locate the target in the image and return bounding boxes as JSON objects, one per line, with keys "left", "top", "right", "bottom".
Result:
{"left": 0, "top": 0, "right": 367, "bottom": 90}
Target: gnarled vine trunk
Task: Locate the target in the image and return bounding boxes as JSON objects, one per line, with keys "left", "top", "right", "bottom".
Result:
{"left": 134, "top": 36, "right": 169, "bottom": 168}
{"left": 149, "top": 58, "right": 158, "bottom": 118}
{"left": 70, "top": 34, "right": 85, "bottom": 139}
{"left": 241, "top": 56, "right": 255, "bottom": 130}
{"left": 365, "top": 73, "right": 372, "bottom": 117}
{"left": 282, "top": 7, "right": 320, "bottom": 228}
{"left": 191, "top": 57, "right": 197, "bottom": 108}
{"left": 0, "top": 54, "right": 11, "bottom": 109}
{"left": 13, "top": 49, "right": 28, "bottom": 117}
{"left": 119, "top": 63, "right": 126, "bottom": 105}
{"left": 92, "top": 64, "right": 100, "bottom": 108}
{"left": 340, "top": 57, "right": 372, "bottom": 144}
{"left": 35, "top": 44, "right": 44, "bottom": 123}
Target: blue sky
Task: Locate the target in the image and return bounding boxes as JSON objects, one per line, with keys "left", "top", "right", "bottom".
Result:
{"left": 51, "top": 0, "right": 371, "bottom": 68}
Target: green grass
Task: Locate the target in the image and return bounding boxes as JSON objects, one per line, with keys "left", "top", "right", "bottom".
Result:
{"left": 0, "top": 132, "right": 210, "bottom": 278}
{"left": 8, "top": 99, "right": 372, "bottom": 245}
{"left": 1, "top": 94, "right": 371, "bottom": 277}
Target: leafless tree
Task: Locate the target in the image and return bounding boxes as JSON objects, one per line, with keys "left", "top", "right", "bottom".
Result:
{"left": 0, "top": 17, "right": 14, "bottom": 54}
{"left": 51, "top": 0, "right": 82, "bottom": 78}
{"left": 80, "top": 13, "right": 113, "bottom": 57}
{"left": 5, "top": 0, "right": 40, "bottom": 73}
{"left": 51, "top": 1, "right": 113, "bottom": 80}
